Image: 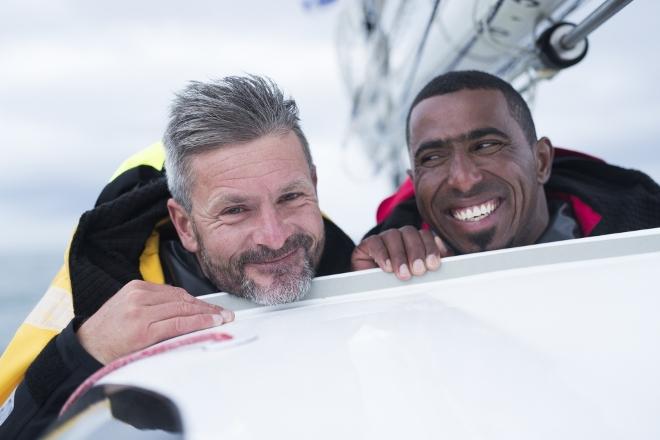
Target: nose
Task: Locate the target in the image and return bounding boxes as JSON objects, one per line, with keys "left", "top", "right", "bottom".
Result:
{"left": 252, "top": 204, "right": 291, "bottom": 250}
{"left": 446, "top": 152, "right": 483, "bottom": 194}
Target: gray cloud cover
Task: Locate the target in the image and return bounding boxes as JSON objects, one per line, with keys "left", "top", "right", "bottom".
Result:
{"left": 0, "top": 0, "right": 658, "bottom": 253}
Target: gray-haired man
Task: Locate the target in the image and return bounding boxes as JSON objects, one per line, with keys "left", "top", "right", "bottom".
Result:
{"left": 0, "top": 75, "right": 355, "bottom": 438}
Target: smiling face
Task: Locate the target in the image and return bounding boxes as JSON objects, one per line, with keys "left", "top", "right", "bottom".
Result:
{"left": 167, "top": 131, "right": 325, "bottom": 305}
{"left": 408, "top": 89, "right": 553, "bottom": 254}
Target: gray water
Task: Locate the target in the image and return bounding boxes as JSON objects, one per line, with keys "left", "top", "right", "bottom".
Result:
{"left": 0, "top": 252, "right": 63, "bottom": 353}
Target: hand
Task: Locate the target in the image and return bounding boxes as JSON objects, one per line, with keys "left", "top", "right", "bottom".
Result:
{"left": 351, "top": 226, "right": 449, "bottom": 280}
{"left": 77, "top": 280, "right": 234, "bottom": 364}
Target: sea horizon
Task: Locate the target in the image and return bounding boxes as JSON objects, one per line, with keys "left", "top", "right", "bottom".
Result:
{"left": 0, "top": 251, "right": 63, "bottom": 352}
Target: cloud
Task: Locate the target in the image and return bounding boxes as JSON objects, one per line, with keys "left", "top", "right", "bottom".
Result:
{"left": 0, "top": 0, "right": 659, "bottom": 252}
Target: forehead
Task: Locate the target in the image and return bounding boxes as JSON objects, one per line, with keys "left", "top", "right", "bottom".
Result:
{"left": 408, "top": 89, "right": 516, "bottom": 152}
{"left": 189, "top": 131, "right": 312, "bottom": 199}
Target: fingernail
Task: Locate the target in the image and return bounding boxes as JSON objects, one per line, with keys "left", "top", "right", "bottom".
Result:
{"left": 212, "top": 314, "right": 224, "bottom": 326}
{"left": 426, "top": 254, "right": 440, "bottom": 270}
{"left": 434, "top": 236, "right": 444, "bottom": 250}
{"left": 412, "top": 259, "right": 425, "bottom": 275}
{"left": 384, "top": 259, "right": 393, "bottom": 272}
{"left": 220, "top": 309, "right": 235, "bottom": 323}
{"left": 399, "top": 264, "right": 411, "bottom": 279}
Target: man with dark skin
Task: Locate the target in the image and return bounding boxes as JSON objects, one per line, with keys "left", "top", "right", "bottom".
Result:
{"left": 352, "top": 70, "right": 660, "bottom": 277}
{"left": 407, "top": 84, "right": 552, "bottom": 254}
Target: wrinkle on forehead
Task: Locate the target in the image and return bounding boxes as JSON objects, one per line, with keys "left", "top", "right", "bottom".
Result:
{"left": 187, "top": 132, "right": 315, "bottom": 213}
{"left": 208, "top": 176, "right": 314, "bottom": 205}
{"left": 408, "top": 89, "right": 514, "bottom": 150}
{"left": 191, "top": 131, "right": 311, "bottom": 182}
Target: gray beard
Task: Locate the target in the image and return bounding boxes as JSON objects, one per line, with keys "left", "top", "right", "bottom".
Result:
{"left": 197, "top": 233, "right": 317, "bottom": 306}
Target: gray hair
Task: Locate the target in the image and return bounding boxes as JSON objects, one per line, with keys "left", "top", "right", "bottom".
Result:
{"left": 163, "top": 75, "right": 313, "bottom": 211}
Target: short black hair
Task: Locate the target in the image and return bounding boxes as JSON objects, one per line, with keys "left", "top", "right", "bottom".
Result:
{"left": 406, "top": 70, "right": 537, "bottom": 146}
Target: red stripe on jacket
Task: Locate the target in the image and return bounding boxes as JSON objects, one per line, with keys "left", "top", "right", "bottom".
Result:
{"left": 375, "top": 148, "right": 602, "bottom": 236}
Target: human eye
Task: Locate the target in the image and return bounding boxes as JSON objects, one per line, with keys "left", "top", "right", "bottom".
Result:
{"left": 220, "top": 205, "right": 247, "bottom": 216}
{"left": 419, "top": 151, "right": 447, "bottom": 167}
{"left": 279, "top": 192, "right": 303, "bottom": 203}
{"left": 473, "top": 140, "right": 504, "bottom": 154}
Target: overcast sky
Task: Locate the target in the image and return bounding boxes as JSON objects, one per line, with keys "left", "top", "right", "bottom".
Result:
{"left": 1, "top": 0, "right": 658, "bottom": 254}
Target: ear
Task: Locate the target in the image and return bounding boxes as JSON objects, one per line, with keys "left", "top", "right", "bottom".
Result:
{"left": 167, "top": 198, "right": 199, "bottom": 253}
{"left": 533, "top": 137, "right": 554, "bottom": 184}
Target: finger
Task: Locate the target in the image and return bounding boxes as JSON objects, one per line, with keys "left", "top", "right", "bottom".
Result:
{"left": 351, "top": 246, "right": 379, "bottom": 271}
{"left": 147, "top": 300, "right": 233, "bottom": 323}
{"left": 380, "top": 230, "right": 411, "bottom": 280}
{"left": 419, "top": 230, "right": 442, "bottom": 271}
{"left": 400, "top": 226, "right": 428, "bottom": 276}
{"left": 352, "top": 237, "right": 393, "bottom": 272}
{"left": 139, "top": 284, "right": 206, "bottom": 306}
{"left": 148, "top": 313, "right": 227, "bottom": 344}
{"left": 434, "top": 235, "right": 453, "bottom": 257}
{"left": 116, "top": 281, "right": 182, "bottom": 305}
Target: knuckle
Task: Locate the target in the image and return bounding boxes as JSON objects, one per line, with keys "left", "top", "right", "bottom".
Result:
{"left": 123, "top": 282, "right": 146, "bottom": 299}
{"left": 177, "top": 300, "right": 194, "bottom": 315}
{"left": 172, "top": 286, "right": 187, "bottom": 295}
{"left": 420, "top": 229, "right": 434, "bottom": 239}
{"left": 399, "top": 225, "right": 417, "bottom": 233}
{"left": 125, "top": 303, "right": 142, "bottom": 320}
{"left": 360, "top": 236, "right": 377, "bottom": 247}
{"left": 381, "top": 229, "right": 399, "bottom": 238}
{"left": 174, "top": 287, "right": 193, "bottom": 301}
{"left": 125, "top": 279, "right": 145, "bottom": 290}
{"left": 359, "top": 237, "right": 382, "bottom": 254}
{"left": 173, "top": 317, "right": 188, "bottom": 334}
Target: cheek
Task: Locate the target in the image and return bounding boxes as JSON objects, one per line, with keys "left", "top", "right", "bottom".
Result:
{"left": 200, "top": 226, "right": 249, "bottom": 263}
{"left": 415, "top": 175, "right": 443, "bottom": 215}
{"left": 498, "top": 164, "right": 539, "bottom": 223}
{"left": 293, "top": 205, "right": 324, "bottom": 239}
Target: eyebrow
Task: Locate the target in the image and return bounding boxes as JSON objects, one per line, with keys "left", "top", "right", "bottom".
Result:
{"left": 207, "top": 177, "right": 313, "bottom": 211}
{"left": 414, "top": 127, "right": 510, "bottom": 160}
{"left": 212, "top": 193, "right": 250, "bottom": 206}
{"left": 279, "top": 177, "right": 312, "bottom": 194}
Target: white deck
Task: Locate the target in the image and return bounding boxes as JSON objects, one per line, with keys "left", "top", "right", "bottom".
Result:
{"left": 94, "top": 229, "right": 660, "bottom": 439}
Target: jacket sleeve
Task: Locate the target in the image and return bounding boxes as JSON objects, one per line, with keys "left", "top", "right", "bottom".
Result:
{"left": 0, "top": 319, "right": 102, "bottom": 439}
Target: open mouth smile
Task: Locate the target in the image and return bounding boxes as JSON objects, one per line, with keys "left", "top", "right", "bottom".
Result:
{"left": 449, "top": 198, "right": 501, "bottom": 222}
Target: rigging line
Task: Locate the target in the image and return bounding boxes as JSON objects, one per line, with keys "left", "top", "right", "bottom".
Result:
{"left": 445, "top": 0, "right": 505, "bottom": 72}
{"left": 401, "top": 0, "right": 443, "bottom": 104}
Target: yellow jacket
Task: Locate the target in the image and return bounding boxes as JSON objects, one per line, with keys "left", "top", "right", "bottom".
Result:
{"left": 0, "top": 142, "right": 167, "bottom": 405}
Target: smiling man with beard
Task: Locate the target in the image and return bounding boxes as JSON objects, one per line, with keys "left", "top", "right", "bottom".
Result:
{"left": 353, "top": 70, "right": 660, "bottom": 278}
{"left": 0, "top": 75, "right": 354, "bottom": 439}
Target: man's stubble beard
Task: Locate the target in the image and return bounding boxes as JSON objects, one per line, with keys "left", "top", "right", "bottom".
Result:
{"left": 196, "top": 231, "right": 323, "bottom": 306}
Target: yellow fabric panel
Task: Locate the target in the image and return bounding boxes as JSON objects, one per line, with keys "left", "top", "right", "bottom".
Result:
{"left": 0, "top": 253, "right": 74, "bottom": 406}
{"left": 50, "top": 263, "right": 71, "bottom": 291}
{"left": 43, "top": 400, "right": 111, "bottom": 439}
{"left": 23, "top": 284, "right": 74, "bottom": 333}
{"left": 140, "top": 230, "right": 165, "bottom": 284}
{"left": 0, "top": 324, "right": 59, "bottom": 405}
{"left": 0, "top": 147, "right": 168, "bottom": 406}
{"left": 109, "top": 141, "right": 165, "bottom": 181}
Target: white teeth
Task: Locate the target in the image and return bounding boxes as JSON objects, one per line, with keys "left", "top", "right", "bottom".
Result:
{"left": 452, "top": 199, "right": 498, "bottom": 222}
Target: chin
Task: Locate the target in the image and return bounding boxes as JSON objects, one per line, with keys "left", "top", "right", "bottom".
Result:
{"left": 243, "top": 266, "right": 314, "bottom": 306}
